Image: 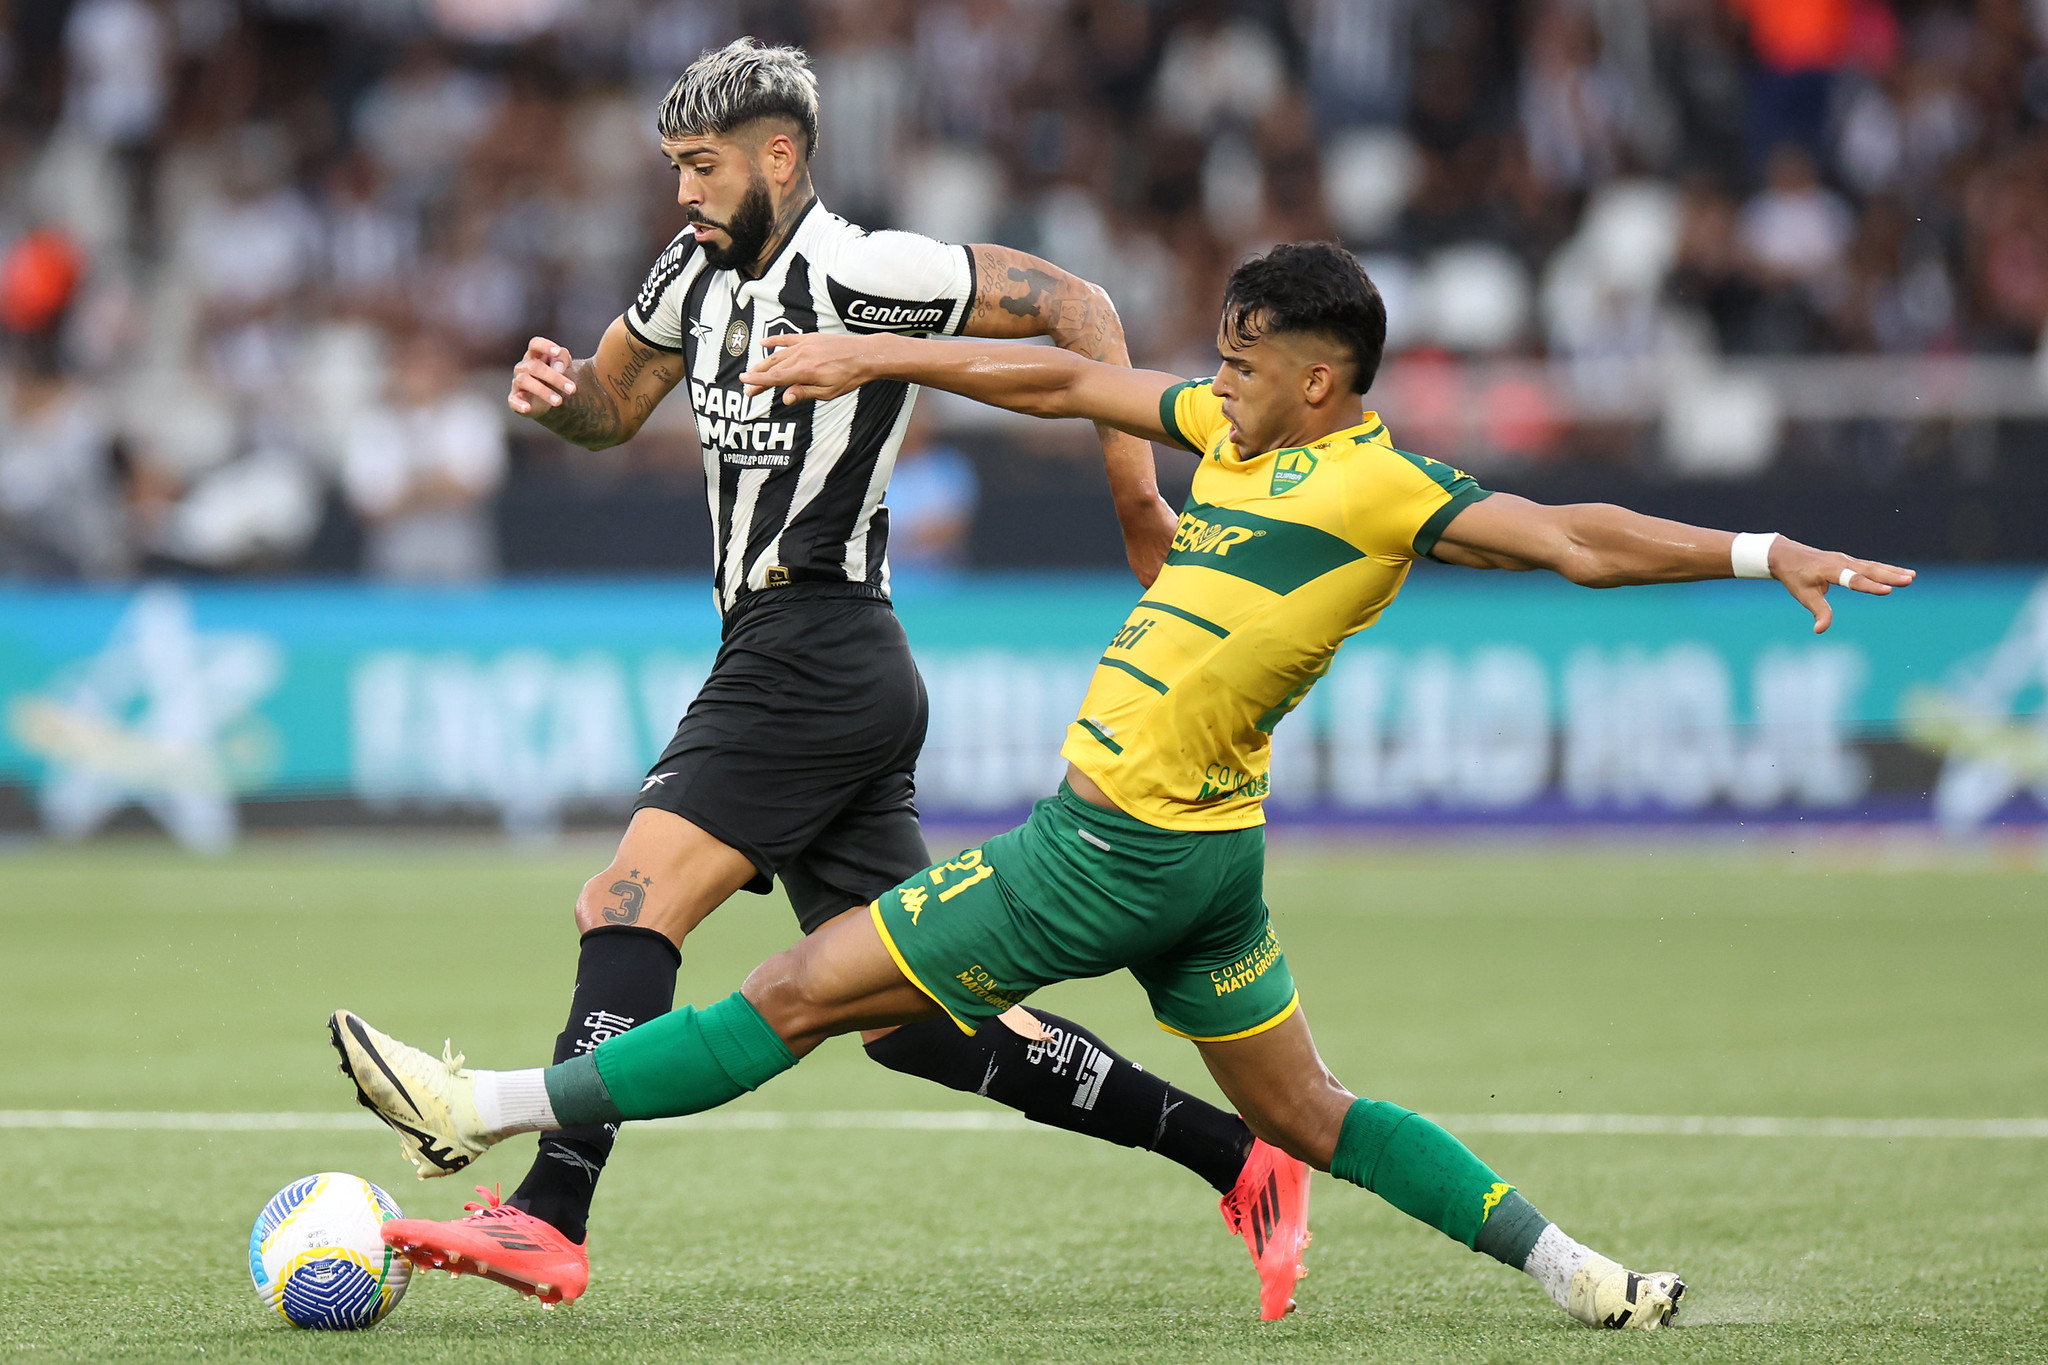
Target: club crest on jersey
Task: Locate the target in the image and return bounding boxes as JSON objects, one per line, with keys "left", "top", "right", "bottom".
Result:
{"left": 1271, "top": 448, "right": 1317, "bottom": 495}
{"left": 761, "top": 316, "right": 803, "bottom": 340}
{"left": 725, "top": 319, "right": 750, "bottom": 356}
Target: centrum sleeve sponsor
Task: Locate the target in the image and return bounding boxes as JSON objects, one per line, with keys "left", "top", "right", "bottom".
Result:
{"left": 825, "top": 277, "right": 957, "bottom": 334}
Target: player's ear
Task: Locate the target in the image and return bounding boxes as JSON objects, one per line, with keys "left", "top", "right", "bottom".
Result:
{"left": 1302, "top": 361, "right": 1332, "bottom": 406}
{"left": 764, "top": 129, "right": 801, "bottom": 186}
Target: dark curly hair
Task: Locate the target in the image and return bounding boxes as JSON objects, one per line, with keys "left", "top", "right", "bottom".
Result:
{"left": 1219, "top": 242, "right": 1387, "bottom": 394}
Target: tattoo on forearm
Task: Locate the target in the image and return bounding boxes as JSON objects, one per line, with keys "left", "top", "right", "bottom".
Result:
{"left": 601, "top": 871, "right": 652, "bottom": 925}
{"left": 998, "top": 265, "right": 1059, "bottom": 320}
{"left": 609, "top": 339, "right": 660, "bottom": 401}
{"left": 541, "top": 360, "right": 624, "bottom": 448}
{"left": 969, "top": 245, "right": 1129, "bottom": 364}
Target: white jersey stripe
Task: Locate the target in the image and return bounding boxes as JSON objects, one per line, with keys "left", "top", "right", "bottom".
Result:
{"left": 721, "top": 467, "right": 772, "bottom": 606}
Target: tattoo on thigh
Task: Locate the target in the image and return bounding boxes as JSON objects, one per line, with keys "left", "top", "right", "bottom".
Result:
{"left": 602, "top": 871, "right": 653, "bottom": 925}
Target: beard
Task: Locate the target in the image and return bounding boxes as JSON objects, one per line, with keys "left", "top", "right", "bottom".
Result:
{"left": 696, "top": 175, "right": 775, "bottom": 272}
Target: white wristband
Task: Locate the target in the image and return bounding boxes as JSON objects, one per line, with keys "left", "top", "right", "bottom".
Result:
{"left": 1731, "top": 532, "right": 1778, "bottom": 580}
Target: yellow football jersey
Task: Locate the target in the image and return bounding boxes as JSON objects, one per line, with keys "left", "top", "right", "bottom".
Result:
{"left": 1060, "top": 377, "right": 1491, "bottom": 830}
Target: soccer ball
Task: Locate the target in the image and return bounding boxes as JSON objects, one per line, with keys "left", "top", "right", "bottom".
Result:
{"left": 248, "top": 1172, "right": 411, "bottom": 1329}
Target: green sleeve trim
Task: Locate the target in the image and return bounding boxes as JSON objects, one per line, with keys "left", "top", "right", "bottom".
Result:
{"left": 1414, "top": 485, "right": 1492, "bottom": 558}
{"left": 1137, "top": 599, "right": 1231, "bottom": 639}
{"left": 1157, "top": 379, "right": 1200, "bottom": 452}
{"left": 1077, "top": 717, "right": 1124, "bottom": 754}
{"left": 1097, "top": 656, "right": 1171, "bottom": 695}
{"left": 1392, "top": 447, "right": 1461, "bottom": 492}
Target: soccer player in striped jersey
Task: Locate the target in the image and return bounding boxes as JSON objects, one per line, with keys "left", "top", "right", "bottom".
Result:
{"left": 368, "top": 39, "right": 1308, "bottom": 1316}
{"left": 334, "top": 240, "right": 1915, "bottom": 1328}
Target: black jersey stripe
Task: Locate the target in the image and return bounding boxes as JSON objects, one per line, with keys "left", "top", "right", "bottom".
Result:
{"left": 679, "top": 262, "right": 717, "bottom": 371}
{"left": 708, "top": 293, "right": 754, "bottom": 600}
{"left": 778, "top": 377, "right": 909, "bottom": 578}
{"left": 739, "top": 254, "right": 822, "bottom": 585}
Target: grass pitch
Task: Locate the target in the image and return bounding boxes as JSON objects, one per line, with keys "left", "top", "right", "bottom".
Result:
{"left": 2, "top": 836, "right": 2044, "bottom": 1362}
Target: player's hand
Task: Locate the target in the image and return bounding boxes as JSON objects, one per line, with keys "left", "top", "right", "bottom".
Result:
{"left": 509, "top": 336, "right": 578, "bottom": 416}
{"left": 1770, "top": 537, "right": 1915, "bottom": 634}
{"left": 742, "top": 332, "right": 880, "bottom": 404}
{"left": 1120, "top": 493, "right": 1178, "bottom": 587}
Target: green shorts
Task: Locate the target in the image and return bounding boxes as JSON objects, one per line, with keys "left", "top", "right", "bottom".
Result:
{"left": 870, "top": 784, "right": 1297, "bottom": 1042}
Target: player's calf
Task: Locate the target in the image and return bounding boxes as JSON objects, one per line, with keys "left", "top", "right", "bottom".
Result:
{"left": 1200, "top": 1012, "right": 1685, "bottom": 1329}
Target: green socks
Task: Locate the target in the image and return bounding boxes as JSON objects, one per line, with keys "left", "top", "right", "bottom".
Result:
{"left": 1330, "top": 1097, "right": 1549, "bottom": 1267}
{"left": 542, "top": 991, "right": 797, "bottom": 1126}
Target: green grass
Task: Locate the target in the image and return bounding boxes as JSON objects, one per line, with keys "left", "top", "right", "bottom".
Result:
{"left": 2, "top": 839, "right": 2044, "bottom": 1362}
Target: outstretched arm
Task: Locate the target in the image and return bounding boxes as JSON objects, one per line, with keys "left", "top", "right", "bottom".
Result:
{"left": 744, "top": 332, "right": 1183, "bottom": 440}
{"left": 508, "top": 317, "right": 687, "bottom": 451}
{"left": 1432, "top": 493, "right": 1915, "bottom": 634}
{"left": 958, "top": 246, "right": 1175, "bottom": 584}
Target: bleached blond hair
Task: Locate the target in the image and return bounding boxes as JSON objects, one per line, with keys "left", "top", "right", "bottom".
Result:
{"left": 658, "top": 38, "right": 820, "bottom": 157}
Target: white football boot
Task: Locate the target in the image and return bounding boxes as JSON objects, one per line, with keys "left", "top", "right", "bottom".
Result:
{"left": 329, "top": 1010, "right": 495, "bottom": 1178}
{"left": 1566, "top": 1255, "right": 1686, "bottom": 1329}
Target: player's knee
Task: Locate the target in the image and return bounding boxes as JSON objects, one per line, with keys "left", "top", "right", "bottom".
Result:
{"left": 740, "top": 944, "right": 834, "bottom": 1039}
{"left": 573, "top": 866, "right": 642, "bottom": 934}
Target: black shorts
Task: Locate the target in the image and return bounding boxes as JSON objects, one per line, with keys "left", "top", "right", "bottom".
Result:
{"left": 633, "top": 584, "right": 931, "bottom": 934}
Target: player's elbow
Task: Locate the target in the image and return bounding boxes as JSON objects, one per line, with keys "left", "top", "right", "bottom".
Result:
{"left": 1545, "top": 505, "right": 1631, "bottom": 587}
{"left": 1551, "top": 543, "right": 1627, "bottom": 588}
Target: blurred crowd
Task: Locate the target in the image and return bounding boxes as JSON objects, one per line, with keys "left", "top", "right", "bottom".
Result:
{"left": 2, "top": 0, "right": 2046, "bottom": 580}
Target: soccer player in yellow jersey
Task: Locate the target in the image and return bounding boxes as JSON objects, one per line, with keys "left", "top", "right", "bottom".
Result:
{"left": 331, "top": 243, "right": 1914, "bottom": 1331}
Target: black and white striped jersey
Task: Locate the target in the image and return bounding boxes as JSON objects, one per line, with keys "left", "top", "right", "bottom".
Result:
{"left": 624, "top": 201, "right": 975, "bottom": 613}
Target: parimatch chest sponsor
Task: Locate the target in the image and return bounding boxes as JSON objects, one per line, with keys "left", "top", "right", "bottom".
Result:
{"left": 690, "top": 380, "right": 798, "bottom": 467}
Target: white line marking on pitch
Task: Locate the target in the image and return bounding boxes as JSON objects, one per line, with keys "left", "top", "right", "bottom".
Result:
{"left": 2, "top": 1110, "right": 2046, "bottom": 1138}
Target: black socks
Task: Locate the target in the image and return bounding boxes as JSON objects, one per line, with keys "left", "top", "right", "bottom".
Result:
{"left": 508, "top": 925, "right": 680, "bottom": 1243}
{"left": 865, "top": 1010, "right": 1255, "bottom": 1193}
{"left": 510, "top": 933, "right": 1253, "bottom": 1238}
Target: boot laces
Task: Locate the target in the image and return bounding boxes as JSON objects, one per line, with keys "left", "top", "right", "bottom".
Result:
{"left": 461, "top": 1184, "right": 515, "bottom": 1218}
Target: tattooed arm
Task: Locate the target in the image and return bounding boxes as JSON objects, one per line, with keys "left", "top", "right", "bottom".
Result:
{"left": 962, "top": 245, "right": 1177, "bottom": 586}
{"left": 508, "top": 317, "right": 687, "bottom": 451}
